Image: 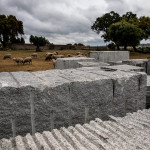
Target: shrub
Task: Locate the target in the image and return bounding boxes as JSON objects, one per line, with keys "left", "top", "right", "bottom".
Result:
{"left": 107, "top": 43, "right": 116, "bottom": 50}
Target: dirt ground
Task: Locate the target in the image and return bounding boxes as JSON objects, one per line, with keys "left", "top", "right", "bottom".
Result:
{"left": 0, "top": 49, "right": 91, "bottom": 72}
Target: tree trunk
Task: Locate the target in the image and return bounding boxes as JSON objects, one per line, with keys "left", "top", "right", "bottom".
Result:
{"left": 116, "top": 45, "right": 120, "bottom": 50}
{"left": 36, "top": 45, "right": 42, "bottom": 52}
{"left": 1, "top": 41, "right": 7, "bottom": 50}
{"left": 124, "top": 45, "right": 127, "bottom": 50}
{"left": 132, "top": 46, "right": 137, "bottom": 52}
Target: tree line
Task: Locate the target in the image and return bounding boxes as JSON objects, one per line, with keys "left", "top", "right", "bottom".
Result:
{"left": 0, "top": 14, "right": 24, "bottom": 49}
{"left": 91, "top": 11, "right": 150, "bottom": 51}
{"left": 1, "top": 12, "right": 150, "bottom": 52}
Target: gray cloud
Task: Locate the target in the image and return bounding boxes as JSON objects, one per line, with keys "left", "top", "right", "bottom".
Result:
{"left": 0, "top": 0, "right": 150, "bottom": 45}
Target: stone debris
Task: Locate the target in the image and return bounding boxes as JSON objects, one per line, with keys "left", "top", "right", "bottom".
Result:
{"left": 0, "top": 109, "right": 150, "bottom": 150}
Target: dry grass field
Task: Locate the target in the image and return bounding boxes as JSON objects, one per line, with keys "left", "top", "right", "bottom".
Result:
{"left": 0, "top": 49, "right": 91, "bottom": 72}
{"left": 0, "top": 50, "right": 150, "bottom": 72}
{"left": 129, "top": 52, "right": 150, "bottom": 59}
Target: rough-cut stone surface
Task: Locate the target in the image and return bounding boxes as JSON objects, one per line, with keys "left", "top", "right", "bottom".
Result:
{"left": 78, "top": 67, "right": 146, "bottom": 115}
{"left": 77, "top": 61, "right": 109, "bottom": 67}
{"left": 55, "top": 57, "right": 95, "bottom": 69}
{"left": 107, "top": 61, "right": 123, "bottom": 66}
{"left": 0, "top": 68, "right": 146, "bottom": 139}
{"left": 122, "top": 59, "right": 148, "bottom": 73}
{"left": 101, "top": 64, "right": 145, "bottom": 72}
{"left": 0, "top": 109, "right": 150, "bottom": 150}
{"left": 146, "top": 75, "right": 150, "bottom": 108}
{"left": 147, "top": 59, "right": 150, "bottom": 75}
{"left": 90, "top": 51, "right": 129, "bottom": 62}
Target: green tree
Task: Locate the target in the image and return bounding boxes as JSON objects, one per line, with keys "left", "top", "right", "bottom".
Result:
{"left": 20, "top": 37, "right": 25, "bottom": 44}
{"left": 91, "top": 11, "right": 121, "bottom": 43}
{"left": 77, "top": 43, "right": 84, "bottom": 46}
{"left": 11, "top": 37, "right": 25, "bottom": 44}
{"left": 108, "top": 21, "right": 144, "bottom": 51}
{"left": 138, "top": 16, "right": 150, "bottom": 39}
{"left": 122, "top": 12, "right": 150, "bottom": 40}
{"left": 0, "top": 14, "right": 24, "bottom": 48}
{"left": 122, "top": 12, "right": 137, "bottom": 22}
{"left": 92, "top": 11, "right": 150, "bottom": 50}
{"left": 29, "top": 35, "right": 49, "bottom": 52}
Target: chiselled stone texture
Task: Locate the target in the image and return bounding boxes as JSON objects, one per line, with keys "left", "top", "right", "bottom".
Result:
{"left": 0, "top": 109, "right": 150, "bottom": 150}
{"left": 90, "top": 51, "right": 129, "bottom": 62}
{"left": 107, "top": 61, "right": 123, "bottom": 66}
{"left": 0, "top": 67, "right": 146, "bottom": 138}
{"left": 146, "top": 75, "right": 150, "bottom": 108}
{"left": 122, "top": 59, "right": 148, "bottom": 73}
{"left": 101, "top": 64, "right": 145, "bottom": 72}
{"left": 77, "top": 61, "right": 109, "bottom": 67}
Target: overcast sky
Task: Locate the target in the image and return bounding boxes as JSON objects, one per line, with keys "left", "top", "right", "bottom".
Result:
{"left": 0, "top": 0, "right": 150, "bottom": 45}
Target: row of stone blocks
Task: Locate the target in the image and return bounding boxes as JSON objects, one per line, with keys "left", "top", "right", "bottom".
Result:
{"left": 0, "top": 108, "right": 150, "bottom": 149}
{"left": 0, "top": 67, "right": 146, "bottom": 139}
{"left": 55, "top": 51, "right": 130, "bottom": 69}
{"left": 54, "top": 52, "right": 150, "bottom": 76}
{"left": 90, "top": 51, "right": 129, "bottom": 62}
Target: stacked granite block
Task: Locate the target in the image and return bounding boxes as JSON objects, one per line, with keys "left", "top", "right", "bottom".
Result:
{"left": 0, "top": 67, "right": 146, "bottom": 138}
{"left": 100, "top": 64, "right": 145, "bottom": 72}
{"left": 90, "top": 51, "right": 129, "bottom": 62}
{"left": 122, "top": 59, "right": 148, "bottom": 73}
{"left": 55, "top": 57, "right": 95, "bottom": 69}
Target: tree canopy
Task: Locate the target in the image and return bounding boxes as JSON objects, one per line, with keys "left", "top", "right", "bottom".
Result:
{"left": 29, "top": 35, "right": 49, "bottom": 52}
{"left": 91, "top": 11, "right": 121, "bottom": 42}
{"left": 91, "top": 11, "right": 150, "bottom": 50}
{"left": 108, "top": 21, "right": 144, "bottom": 51}
{"left": 74, "top": 43, "right": 85, "bottom": 46}
{"left": 138, "top": 16, "right": 150, "bottom": 39}
{"left": 0, "top": 14, "right": 24, "bottom": 49}
{"left": 122, "top": 12, "right": 137, "bottom": 22}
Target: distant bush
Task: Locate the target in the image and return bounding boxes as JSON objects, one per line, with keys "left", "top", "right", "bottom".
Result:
{"left": 137, "top": 47, "right": 150, "bottom": 53}
{"left": 107, "top": 43, "right": 116, "bottom": 50}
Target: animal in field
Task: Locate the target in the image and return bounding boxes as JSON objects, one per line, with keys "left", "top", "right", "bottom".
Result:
{"left": 52, "top": 59, "right": 56, "bottom": 68}
{"left": 31, "top": 53, "right": 38, "bottom": 58}
{"left": 52, "top": 55, "right": 64, "bottom": 60}
{"left": 13, "top": 57, "right": 23, "bottom": 64}
{"left": 76, "top": 54, "right": 86, "bottom": 57}
{"left": 3, "top": 54, "right": 11, "bottom": 59}
{"left": 76, "top": 52, "right": 81, "bottom": 55}
{"left": 45, "top": 53, "right": 53, "bottom": 61}
{"left": 53, "top": 51, "right": 58, "bottom": 55}
{"left": 45, "top": 52, "right": 53, "bottom": 57}
{"left": 23, "top": 57, "right": 32, "bottom": 65}
{"left": 67, "top": 54, "right": 73, "bottom": 57}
